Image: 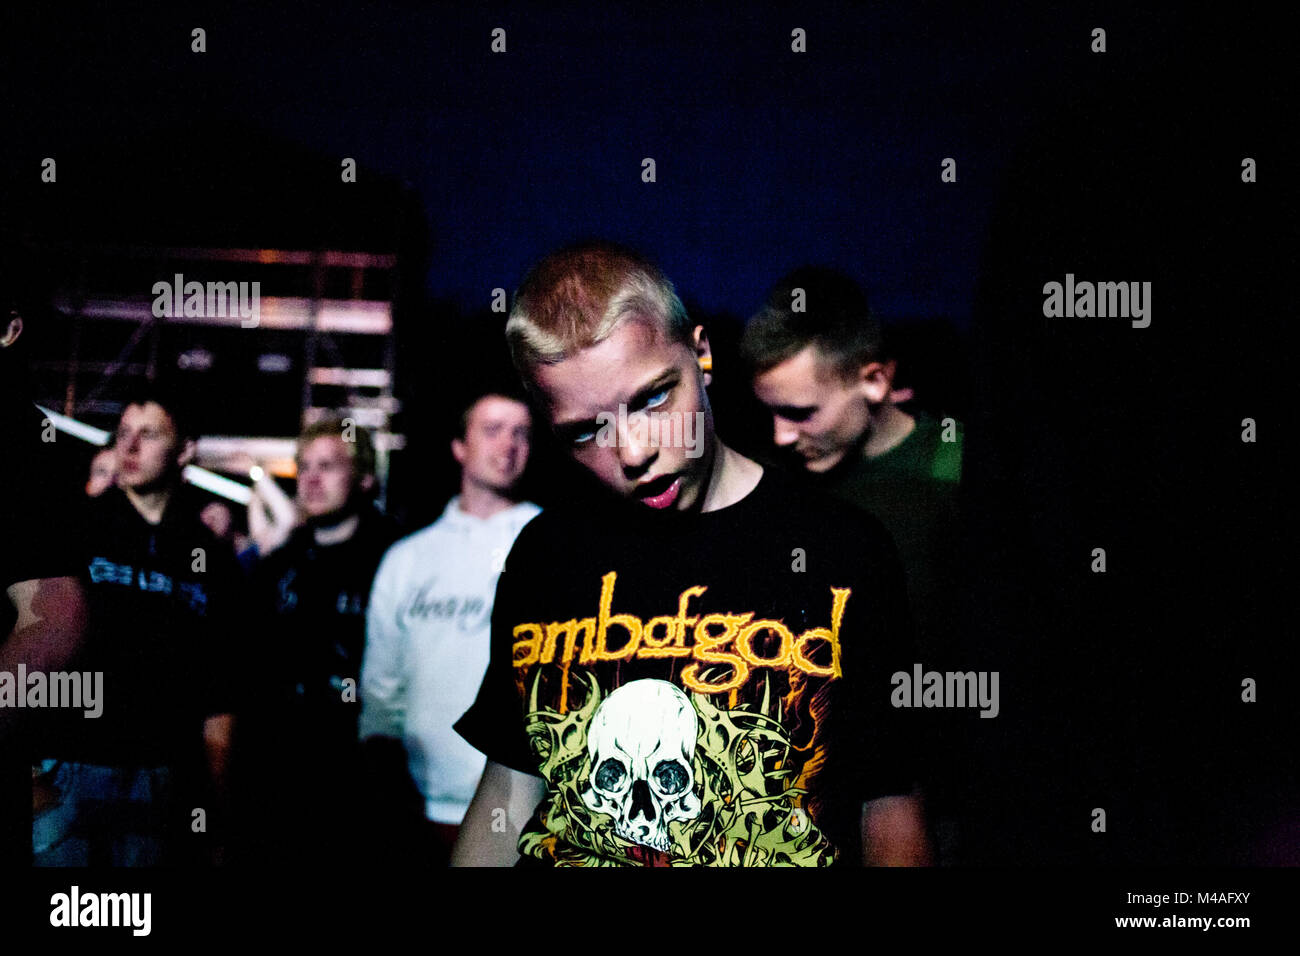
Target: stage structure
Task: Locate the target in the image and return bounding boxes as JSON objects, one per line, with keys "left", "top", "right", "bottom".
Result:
{"left": 32, "top": 244, "right": 405, "bottom": 506}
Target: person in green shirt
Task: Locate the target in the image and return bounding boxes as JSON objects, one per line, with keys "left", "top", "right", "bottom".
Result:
{"left": 741, "top": 267, "right": 961, "bottom": 485}
{"left": 740, "top": 266, "right": 965, "bottom": 862}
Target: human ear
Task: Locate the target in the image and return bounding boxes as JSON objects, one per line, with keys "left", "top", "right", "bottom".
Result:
{"left": 0, "top": 316, "right": 22, "bottom": 348}
{"left": 692, "top": 325, "right": 713, "bottom": 387}
{"left": 860, "top": 359, "right": 897, "bottom": 405}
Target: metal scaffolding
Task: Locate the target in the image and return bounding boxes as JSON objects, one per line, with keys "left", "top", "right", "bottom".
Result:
{"left": 35, "top": 244, "right": 405, "bottom": 505}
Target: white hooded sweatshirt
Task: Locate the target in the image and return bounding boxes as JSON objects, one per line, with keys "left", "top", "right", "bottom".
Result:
{"left": 360, "top": 496, "right": 540, "bottom": 823}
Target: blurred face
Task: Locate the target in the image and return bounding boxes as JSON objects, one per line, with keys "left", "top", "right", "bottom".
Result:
{"left": 85, "top": 447, "right": 117, "bottom": 497}
{"left": 533, "top": 318, "right": 716, "bottom": 512}
{"left": 296, "top": 435, "right": 360, "bottom": 518}
{"left": 200, "top": 501, "right": 233, "bottom": 539}
{"left": 453, "top": 396, "right": 532, "bottom": 495}
{"left": 115, "top": 402, "right": 188, "bottom": 491}
{"left": 751, "top": 346, "right": 875, "bottom": 473}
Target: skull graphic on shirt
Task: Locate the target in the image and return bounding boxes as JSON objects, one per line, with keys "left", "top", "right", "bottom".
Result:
{"left": 579, "top": 679, "right": 702, "bottom": 852}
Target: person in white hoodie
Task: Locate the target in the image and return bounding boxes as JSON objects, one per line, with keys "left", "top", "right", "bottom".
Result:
{"left": 360, "top": 391, "right": 539, "bottom": 865}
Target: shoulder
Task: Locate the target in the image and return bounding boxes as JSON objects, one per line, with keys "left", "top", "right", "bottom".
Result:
{"left": 356, "top": 510, "right": 403, "bottom": 556}
{"left": 167, "top": 488, "right": 228, "bottom": 543}
{"left": 372, "top": 504, "right": 490, "bottom": 578}
{"left": 80, "top": 490, "right": 140, "bottom": 545}
{"left": 912, "top": 410, "right": 961, "bottom": 447}
{"left": 758, "top": 467, "right": 893, "bottom": 538}
{"left": 251, "top": 525, "right": 308, "bottom": 580}
{"left": 378, "top": 518, "right": 446, "bottom": 567}
{"left": 79, "top": 488, "right": 120, "bottom": 523}
{"left": 510, "top": 505, "right": 561, "bottom": 547}
{"left": 178, "top": 511, "right": 241, "bottom": 577}
{"left": 751, "top": 467, "right": 903, "bottom": 577}
{"left": 924, "top": 414, "right": 963, "bottom": 483}
{"left": 509, "top": 500, "right": 543, "bottom": 525}
{"left": 504, "top": 502, "right": 587, "bottom": 564}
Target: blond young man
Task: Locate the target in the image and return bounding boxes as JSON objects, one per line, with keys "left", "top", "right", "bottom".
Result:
{"left": 236, "top": 416, "right": 398, "bottom": 865}
{"left": 452, "top": 242, "right": 931, "bottom": 867}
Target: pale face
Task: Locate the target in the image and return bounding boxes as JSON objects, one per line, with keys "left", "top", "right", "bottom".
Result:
{"left": 751, "top": 346, "right": 874, "bottom": 473}
{"left": 532, "top": 318, "right": 716, "bottom": 512}
{"left": 296, "top": 435, "right": 359, "bottom": 518}
{"left": 115, "top": 403, "right": 188, "bottom": 491}
{"left": 86, "top": 447, "right": 118, "bottom": 497}
{"left": 453, "top": 395, "right": 532, "bottom": 496}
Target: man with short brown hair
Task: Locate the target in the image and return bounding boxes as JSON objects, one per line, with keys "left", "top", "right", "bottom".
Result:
{"left": 236, "top": 414, "right": 398, "bottom": 865}
{"left": 32, "top": 387, "right": 241, "bottom": 866}
{"left": 362, "top": 389, "right": 538, "bottom": 865}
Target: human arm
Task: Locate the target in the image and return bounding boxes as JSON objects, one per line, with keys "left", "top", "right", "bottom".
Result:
{"left": 448, "top": 519, "right": 549, "bottom": 866}
{"left": 2, "top": 576, "right": 88, "bottom": 672}
{"left": 862, "top": 792, "right": 933, "bottom": 866}
{"left": 203, "top": 712, "right": 235, "bottom": 793}
{"left": 848, "top": 510, "right": 933, "bottom": 866}
{"left": 242, "top": 459, "right": 298, "bottom": 558}
{"left": 202, "top": 712, "right": 235, "bottom": 865}
{"left": 358, "top": 552, "right": 407, "bottom": 744}
{"left": 197, "top": 541, "right": 247, "bottom": 862}
{"left": 1, "top": 577, "right": 88, "bottom": 739}
{"left": 358, "top": 552, "right": 419, "bottom": 799}
{"left": 450, "top": 760, "right": 547, "bottom": 867}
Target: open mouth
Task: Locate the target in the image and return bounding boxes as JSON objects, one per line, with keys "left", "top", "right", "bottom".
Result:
{"left": 634, "top": 475, "right": 681, "bottom": 510}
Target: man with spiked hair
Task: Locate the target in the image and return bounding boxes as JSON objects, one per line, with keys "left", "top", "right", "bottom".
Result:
{"left": 452, "top": 241, "right": 932, "bottom": 867}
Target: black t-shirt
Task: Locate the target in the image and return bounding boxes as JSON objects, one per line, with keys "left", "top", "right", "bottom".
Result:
{"left": 248, "top": 509, "right": 399, "bottom": 747}
{"left": 455, "top": 468, "right": 919, "bottom": 866}
{"left": 38, "top": 485, "right": 243, "bottom": 767}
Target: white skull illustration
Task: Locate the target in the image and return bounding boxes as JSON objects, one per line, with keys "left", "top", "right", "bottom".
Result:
{"left": 581, "top": 679, "right": 702, "bottom": 852}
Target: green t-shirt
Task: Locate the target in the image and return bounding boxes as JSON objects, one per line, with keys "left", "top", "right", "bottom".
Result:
{"left": 813, "top": 412, "right": 963, "bottom": 660}
{"left": 859, "top": 412, "right": 962, "bottom": 484}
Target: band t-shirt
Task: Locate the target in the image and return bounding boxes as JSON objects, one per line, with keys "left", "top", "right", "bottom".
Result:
{"left": 455, "top": 468, "right": 919, "bottom": 866}
{"left": 248, "top": 508, "right": 399, "bottom": 749}
{"left": 39, "top": 485, "right": 242, "bottom": 768}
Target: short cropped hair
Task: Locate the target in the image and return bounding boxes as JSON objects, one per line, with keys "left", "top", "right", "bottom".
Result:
{"left": 297, "top": 414, "right": 376, "bottom": 478}
{"left": 455, "top": 389, "right": 530, "bottom": 440}
{"left": 740, "top": 267, "right": 884, "bottom": 380}
{"left": 119, "top": 384, "right": 198, "bottom": 443}
{"left": 506, "top": 241, "right": 692, "bottom": 381}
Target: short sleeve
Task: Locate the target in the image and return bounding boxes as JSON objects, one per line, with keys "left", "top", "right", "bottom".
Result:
{"left": 453, "top": 524, "right": 543, "bottom": 777}
{"left": 835, "top": 510, "right": 922, "bottom": 803}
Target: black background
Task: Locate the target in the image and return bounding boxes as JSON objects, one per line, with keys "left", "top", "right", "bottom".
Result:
{"left": 1, "top": 0, "right": 1293, "bottom": 935}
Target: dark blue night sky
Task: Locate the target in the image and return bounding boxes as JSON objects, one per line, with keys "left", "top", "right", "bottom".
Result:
{"left": 2, "top": 3, "right": 1289, "bottom": 873}
{"left": 5, "top": 2, "right": 1191, "bottom": 325}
